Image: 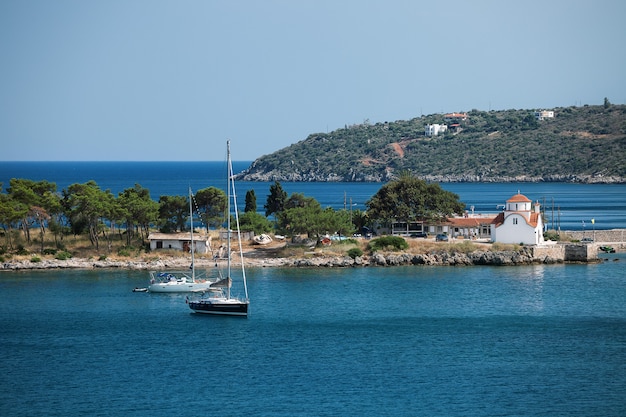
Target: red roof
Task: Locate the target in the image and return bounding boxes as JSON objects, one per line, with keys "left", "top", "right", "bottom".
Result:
{"left": 506, "top": 193, "right": 531, "bottom": 203}
{"left": 448, "top": 217, "right": 497, "bottom": 227}
{"left": 492, "top": 212, "right": 540, "bottom": 228}
{"left": 492, "top": 212, "right": 505, "bottom": 227}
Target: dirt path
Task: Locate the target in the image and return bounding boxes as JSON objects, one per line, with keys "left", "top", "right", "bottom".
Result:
{"left": 390, "top": 142, "right": 404, "bottom": 158}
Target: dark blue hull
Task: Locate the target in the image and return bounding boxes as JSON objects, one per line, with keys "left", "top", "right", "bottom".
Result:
{"left": 188, "top": 300, "right": 249, "bottom": 316}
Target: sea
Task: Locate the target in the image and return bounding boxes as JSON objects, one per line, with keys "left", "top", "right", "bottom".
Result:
{"left": 1, "top": 161, "right": 626, "bottom": 416}
{"left": 1, "top": 161, "right": 625, "bottom": 231}
{"left": 1, "top": 256, "right": 625, "bottom": 416}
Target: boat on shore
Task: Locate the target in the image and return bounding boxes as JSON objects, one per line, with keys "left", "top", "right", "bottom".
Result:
{"left": 253, "top": 234, "right": 272, "bottom": 245}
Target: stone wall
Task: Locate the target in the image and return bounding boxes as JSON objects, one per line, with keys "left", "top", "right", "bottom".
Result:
{"left": 530, "top": 244, "right": 565, "bottom": 262}
{"left": 563, "top": 244, "right": 598, "bottom": 262}
{"left": 564, "top": 229, "right": 626, "bottom": 243}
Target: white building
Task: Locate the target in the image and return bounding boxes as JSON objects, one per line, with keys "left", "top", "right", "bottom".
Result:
{"left": 148, "top": 232, "right": 212, "bottom": 254}
{"left": 534, "top": 110, "right": 555, "bottom": 120}
{"left": 425, "top": 123, "right": 448, "bottom": 136}
{"left": 490, "top": 192, "right": 544, "bottom": 245}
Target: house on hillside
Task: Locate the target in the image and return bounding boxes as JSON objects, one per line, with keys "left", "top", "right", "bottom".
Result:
{"left": 534, "top": 110, "right": 555, "bottom": 120}
{"left": 148, "top": 232, "right": 212, "bottom": 254}
{"left": 444, "top": 113, "right": 469, "bottom": 123}
{"left": 491, "top": 192, "right": 544, "bottom": 245}
{"left": 425, "top": 123, "right": 448, "bottom": 137}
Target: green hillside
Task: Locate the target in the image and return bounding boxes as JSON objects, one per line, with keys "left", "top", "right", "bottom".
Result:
{"left": 237, "top": 103, "right": 626, "bottom": 183}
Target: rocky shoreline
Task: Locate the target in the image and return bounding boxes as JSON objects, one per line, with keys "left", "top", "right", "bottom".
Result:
{"left": 238, "top": 170, "right": 626, "bottom": 184}
{"left": 1, "top": 246, "right": 604, "bottom": 271}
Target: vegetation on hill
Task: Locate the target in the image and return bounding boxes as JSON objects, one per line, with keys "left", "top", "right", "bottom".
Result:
{"left": 238, "top": 102, "right": 626, "bottom": 183}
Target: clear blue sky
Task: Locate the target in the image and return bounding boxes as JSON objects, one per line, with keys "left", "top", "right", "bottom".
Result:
{"left": 2, "top": 0, "right": 625, "bottom": 161}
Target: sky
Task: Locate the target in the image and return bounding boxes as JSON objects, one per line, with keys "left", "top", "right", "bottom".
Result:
{"left": 1, "top": 0, "right": 625, "bottom": 161}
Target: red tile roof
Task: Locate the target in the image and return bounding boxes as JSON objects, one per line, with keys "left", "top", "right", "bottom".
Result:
{"left": 492, "top": 212, "right": 540, "bottom": 228}
{"left": 448, "top": 217, "right": 497, "bottom": 227}
{"left": 506, "top": 193, "right": 531, "bottom": 203}
{"left": 492, "top": 212, "right": 505, "bottom": 227}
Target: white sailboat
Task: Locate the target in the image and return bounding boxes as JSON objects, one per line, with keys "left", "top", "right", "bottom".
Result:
{"left": 186, "top": 141, "right": 250, "bottom": 316}
{"left": 148, "top": 188, "right": 216, "bottom": 293}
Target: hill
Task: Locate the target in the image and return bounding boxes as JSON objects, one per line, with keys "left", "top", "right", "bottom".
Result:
{"left": 237, "top": 104, "right": 626, "bottom": 183}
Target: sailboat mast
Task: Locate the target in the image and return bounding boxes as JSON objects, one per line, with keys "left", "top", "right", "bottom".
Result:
{"left": 226, "top": 141, "right": 232, "bottom": 299}
{"left": 228, "top": 140, "right": 249, "bottom": 301}
{"left": 189, "top": 186, "right": 195, "bottom": 281}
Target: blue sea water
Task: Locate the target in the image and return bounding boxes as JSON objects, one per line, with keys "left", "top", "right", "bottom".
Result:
{"left": 1, "top": 254, "right": 625, "bottom": 416}
{"left": 1, "top": 161, "right": 625, "bottom": 230}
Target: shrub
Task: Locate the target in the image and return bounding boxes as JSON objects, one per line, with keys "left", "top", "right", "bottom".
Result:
{"left": 30, "top": 256, "right": 41, "bottom": 263}
{"left": 99, "top": 255, "right": 107, "bottom": 261}
{"left": 118, "top": 248, "right": 131, "bottom": 257}
{"left": 43, "top": 248, "right": 58, "bottom": 255}
{"left": 55, "top": 251, "right": 72, "bottom": 260}
{"left": 451, "top": 240, "right": 479, "bottom": 254}
{"left": 347, "top": 248, "right": 363, "bottom": 259}
{"left": 337, "top": 238, "right": 358, "bottom": 245}
{"left": 543, "top": 230, "right": 560, "bottom": 241}
{"left": 16, "top": 245, "right": 29, "bottom": 256}
{"left": 368, "top": 236, "right": 409, "bottom": 252}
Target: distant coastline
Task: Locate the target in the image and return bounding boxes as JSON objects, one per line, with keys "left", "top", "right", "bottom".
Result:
{"left": 238, "top": 172, "right": 626, "bottom": 184}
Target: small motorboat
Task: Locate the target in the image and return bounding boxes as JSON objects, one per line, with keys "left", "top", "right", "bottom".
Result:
{"left": 132, "top": 287, "right": 149, "bottom": 292}
{"left": 599, "top": 246, "right": 616, "bottom": 253}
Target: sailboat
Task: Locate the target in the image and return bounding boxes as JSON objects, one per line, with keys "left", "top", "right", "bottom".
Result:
{"left": 186, "top": 141, "right": 250, "bottom": 316}
{"left": 148, "top": 188, "right": 216, "bottom": 293}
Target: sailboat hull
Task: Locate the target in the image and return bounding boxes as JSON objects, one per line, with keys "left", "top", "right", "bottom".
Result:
{"left": 188, "top": 299, "right": 249, "bottom": 316}
{"left": 148, "top": 281, "right": 214, "bottom": 293}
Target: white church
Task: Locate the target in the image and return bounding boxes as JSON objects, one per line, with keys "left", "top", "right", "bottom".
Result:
{"left": 491, "top": 192, "right": 544, "bottom": 245}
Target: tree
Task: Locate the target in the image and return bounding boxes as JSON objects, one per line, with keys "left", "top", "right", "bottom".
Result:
{"left": 239, "top": 211, "right": 273, "bottom": 234}
{"left": 158, "top": 195, "right": 189, "bottom": 232}
{"left": 277, "top": 195, "right": 354, "bottom": 243}
{"left": 244, "top": 189, "right": 257, "bottom": 213}
{"left": 351, "top": 208, "right": 368, "bottom": 233}
{"left": 118, "top": 184, "right": 159, "bottom": 246}
{"left": 63, "top": 181, "right": 114, "bottom": 250}
{"left": 264, "top": 181, "right": 287, "bottom": 217}
{"left": 285, "top": 192, "right": 316, "bottom": 209}
{"left": 29, "top": 206, "right": 51, "bottom": 253}
{"left": 7, "top": 179, "right": 60, "bottom": 246}
{"left": 0, "top": 192, "right": 28, "bottom": 250}
{"left": 366, "top": 173, "right": 465, "bottom": 225}
{"left": 195, "top": 187, "right": 227, "bottom": 229}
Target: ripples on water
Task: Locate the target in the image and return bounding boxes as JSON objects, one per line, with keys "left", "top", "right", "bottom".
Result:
{"left": 1, "top": 254, "right": 625, "bottom": 416}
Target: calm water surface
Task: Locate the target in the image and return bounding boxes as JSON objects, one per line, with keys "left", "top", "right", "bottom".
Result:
{"left": 1, "top": 255, "right": 625, "bottom": 416}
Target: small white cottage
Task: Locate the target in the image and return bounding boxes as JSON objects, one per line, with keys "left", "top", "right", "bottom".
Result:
{"left": 491, "top": 192, "right": 544, "bottom": 245}
{"left": 148, "top": 232, "right": 212, "bottom": 254}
